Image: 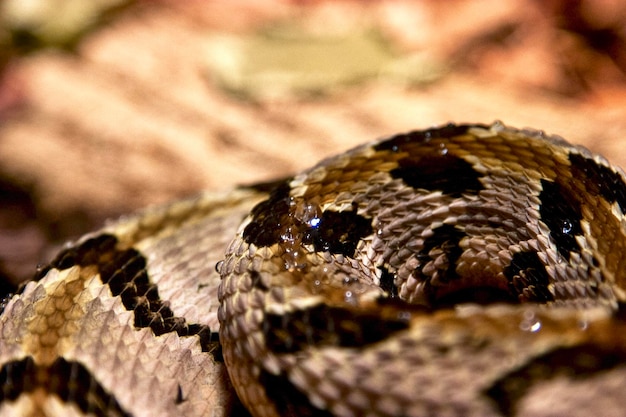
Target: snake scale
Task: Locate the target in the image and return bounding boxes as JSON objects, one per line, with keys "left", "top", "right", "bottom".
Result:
{"left": 2, "top": 122, "right": 626, "bottom": 417}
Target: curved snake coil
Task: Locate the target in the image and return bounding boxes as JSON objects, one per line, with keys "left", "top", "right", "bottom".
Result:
{"left": 2, "top": 122, "right": 626, "bottom": 417}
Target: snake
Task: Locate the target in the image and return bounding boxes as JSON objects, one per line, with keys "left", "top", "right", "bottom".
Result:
{"left": 2, "top": 122, "right": 626, "bottom": 417}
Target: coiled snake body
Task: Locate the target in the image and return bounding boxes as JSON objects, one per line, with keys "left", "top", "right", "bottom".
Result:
{"left": 2, "top": 122, "right": 626, "bottom": 416}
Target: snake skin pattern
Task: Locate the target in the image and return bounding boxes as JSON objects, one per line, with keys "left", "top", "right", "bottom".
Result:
{"left": 2, "top": 122, "right": 626, "bottom": 417}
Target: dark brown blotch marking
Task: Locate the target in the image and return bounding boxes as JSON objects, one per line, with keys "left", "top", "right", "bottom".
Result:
{"left": 303, "top": 205, "right": 373, "bottom": 257}
{"left": 375, "top": 124, "right": 486, "bottom": 197}
{"left": 0, "top": 357, "right": 132, "bottom": 417}
{"left": 414, "top": 224, "right": 466, "bottom": 303}
{"left": 378, "top": 266, "right": 399, "bottom": 298}
{"left": 38, "top": 234, "right": 220, "bottom": 355}
{"left": 259, "top": 370, "right": 333, "bottom": 417}
{"left": 243, "top": 180, "right": 293, "bottom": 247}
{"left": 263, "top": 304, "right": 409, "bottom": 353}
{"left": 485, "top": 344, "right": 626, "bottom": 417}
{"left": 504, "top": 251, "right": 554, "bottom": 303}
{"left": 374, "top": 123, "right": 489, "bottom": 153}
{"left": 388, "top": 153, "right": 484, "bottom": 198}
{"left": 245, "top": 179, "right": 373, "bottom": 258}
{"left": 569, "top": 153, "right": 626, "bottom": 214}
{"left": 539, "top": 179, "right": 584, "bottom": 258}
{"left": 250, "top": 270, "right": 269, "bottom": 291}
{"left": 414, "top": 224, "right": 517, "bottom": 307}
{"left": 418, "top": 224, "right": 466, "bottom": 282}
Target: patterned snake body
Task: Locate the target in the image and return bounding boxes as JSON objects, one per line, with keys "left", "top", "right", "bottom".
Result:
{"left": 2, "top": 122, "right": 626, "bottom": 416}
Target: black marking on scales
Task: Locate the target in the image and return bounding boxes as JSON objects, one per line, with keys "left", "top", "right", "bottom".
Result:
{"left": 37, "top": 234, "right": 219, "bottom": 354}
{"left": 504, "top": 251, "right": 554, "bottom": 303}
{"left": 243, "top": 180, "right": 294, "bottom": 248}
{"left": 568, "top": 153, "right": 626, "bottom": 214}
{"left": 379, "top": 265, "right": 399, "bottom": 299}
{"left": 303, "top": 206, "right": 373, "bottom": 257}
{"left": 387, "top": 153, "right": 483, "bottom": 198}
{"left": 244, "top": 181, "right": 373, "bottom": 258}
{"left": 0, "top": 356, "right": 132, "bottom": 417}
{"left": 374, "top": 124, "right": 489, "bottom": 152}
{"left": 263, "top": 304, "right": 409, "bottom": 353}
{"left": 414, "top": 224, "right": 467, "bottom": 301}
{"left": 374, "top": 124, "right": 486, "bottom": 197}
{"left": 485, "top": 344, "right": 626, "bottom": 417}
{"left": 539, "top": 179, "right": 584, "bottom": 259}
{"left": 259, "top": 370, "right": 334, "bottom": 417}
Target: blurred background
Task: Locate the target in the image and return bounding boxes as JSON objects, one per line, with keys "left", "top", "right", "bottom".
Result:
{"left": 1, "top": 0, "right": 626, "bottom": 289}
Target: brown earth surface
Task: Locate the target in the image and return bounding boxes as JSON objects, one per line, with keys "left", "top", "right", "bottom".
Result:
{"left": 1, "top": 0, "right": 626, "bottom": 287}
